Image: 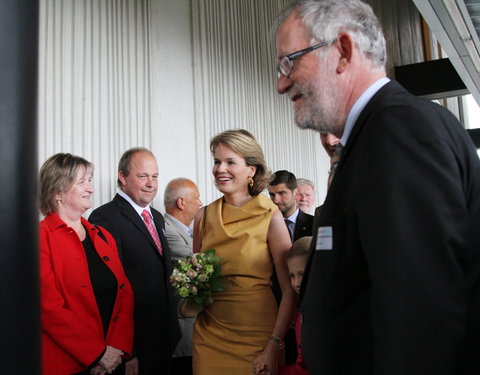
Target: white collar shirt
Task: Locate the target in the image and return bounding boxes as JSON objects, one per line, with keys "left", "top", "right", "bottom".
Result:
{"left": 340, "top": 77, "right": 390, "bottom": 147}
{"left": 118, "top": 190, "right": 155, "bottom": 220}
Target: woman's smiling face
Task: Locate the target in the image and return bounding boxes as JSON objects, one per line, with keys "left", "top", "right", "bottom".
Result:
{"left": 212, "top": 144, "right": 256, "bottom": 197}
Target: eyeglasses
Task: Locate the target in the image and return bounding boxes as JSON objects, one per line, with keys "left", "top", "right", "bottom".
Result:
{"left": 277, "top": 40, "right": 331, "bottom": 78}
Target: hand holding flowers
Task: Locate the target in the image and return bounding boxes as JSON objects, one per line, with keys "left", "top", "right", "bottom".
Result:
{"left": 170, "top": 249, "right": 225, "bottom": 316}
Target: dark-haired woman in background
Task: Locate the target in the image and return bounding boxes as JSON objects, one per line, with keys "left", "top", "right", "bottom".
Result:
{"left": 39, "top": 153, "right": 134, "bottom": 375}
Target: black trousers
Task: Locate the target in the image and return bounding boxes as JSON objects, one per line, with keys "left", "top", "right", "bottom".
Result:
{"left": 171, "top": 356, "right": 193, "bottom": 375}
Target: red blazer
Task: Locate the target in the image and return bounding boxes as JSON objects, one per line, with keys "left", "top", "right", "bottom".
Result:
{"left": 40, "top": 213, "right": 134, "bottom": 375}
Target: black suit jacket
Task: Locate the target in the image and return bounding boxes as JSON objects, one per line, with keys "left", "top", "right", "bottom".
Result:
{"left": 89, "top": 194, "right": 180, "bottom": 372}
{"left": 293, "top": 209, "right": 314, "bottom": 242}
{"left": 301, "top": 81, "right": 480, "bottom": 374}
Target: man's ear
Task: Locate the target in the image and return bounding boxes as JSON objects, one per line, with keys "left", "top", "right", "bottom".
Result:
{"left": 176, "top": 197, "right": 185, "bottom": 210}
{"left": 336, "top": 33, "right": 354, "bottom": 74}
{"left": 118, "top": 172, "right": 127, "bottom": 187}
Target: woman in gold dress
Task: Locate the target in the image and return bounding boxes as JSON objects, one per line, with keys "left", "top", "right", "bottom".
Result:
{"left": 191, "top": 129, "right": 296, "bottom": 375}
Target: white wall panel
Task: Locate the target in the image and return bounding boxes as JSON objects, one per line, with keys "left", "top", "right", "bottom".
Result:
{"left": 149, "top": 0, "right": 197, "bottom": 209}
{"left": 191, "top": 0, "right": 328, "bottom": 206}
{"left": 39, "top": 0, "right": 153, "bottom": 211}
{"left": 38, "top": 0, "right": 331, "bottom": 216}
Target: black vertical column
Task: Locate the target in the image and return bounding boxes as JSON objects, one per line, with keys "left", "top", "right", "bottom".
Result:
{"left": 0, "top": 0, "right": 40, "bottom": 373}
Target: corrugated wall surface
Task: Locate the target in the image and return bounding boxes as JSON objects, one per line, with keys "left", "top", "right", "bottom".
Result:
{"left": 191, "top": 0, "right": 324, "bottom": 203}
{"left": 38, "top": 0, "right": 326, "bottom": 212}
{"left": 39, "top": 0, "right": 152, "bottom": 207}
{"left": 38, "top": 0, "right": 424, "bottom": 212}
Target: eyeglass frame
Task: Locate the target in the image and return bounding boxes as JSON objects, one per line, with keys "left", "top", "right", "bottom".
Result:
{"left": 277, "top": 40, "right": 333, "bottom": 78}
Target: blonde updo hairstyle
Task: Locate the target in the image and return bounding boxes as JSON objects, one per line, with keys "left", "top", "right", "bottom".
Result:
{"left": 210, "top": 129, "right": 271, "bottom": 196}
{"left": 39, "top": 153, "right": 93, "bottom": 216}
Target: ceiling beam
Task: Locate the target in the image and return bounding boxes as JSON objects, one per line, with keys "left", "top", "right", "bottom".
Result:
{"left": 412, "top": 0, "right": 480, "bottom": 106}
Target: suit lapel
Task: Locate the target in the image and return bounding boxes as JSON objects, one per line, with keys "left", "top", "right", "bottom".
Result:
{"left": 113, "top": 194, "right": 163, "bottom": 257}
{"left": 335, "top": 81, "right": 400, "bottom": 181}
{"left": 293, "top": 211, "right": 301, "bottom": 240}
{"left": 152, "top": 209, "right": 168, "bottom": 253}
{"left": 152, "top": 209, "right": 175, "bottom": 277}
{"left": 294, "top": 210, "right": 313, "bottom": 241}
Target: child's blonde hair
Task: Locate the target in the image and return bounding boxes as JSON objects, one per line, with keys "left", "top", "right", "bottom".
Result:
{"left": 288, "top": 236, "right": 312, "bottom": 260}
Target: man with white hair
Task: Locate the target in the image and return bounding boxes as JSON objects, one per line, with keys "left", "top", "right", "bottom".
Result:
{"left": 275, "top": 0, "right": 480, "bottom": 373}
{"left": 295, "top": 178, "right": 315, "bottom": 214}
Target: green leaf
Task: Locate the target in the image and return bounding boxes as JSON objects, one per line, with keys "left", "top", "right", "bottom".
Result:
{"left": 204, "top": 248, "right": 216, "bottom": 257}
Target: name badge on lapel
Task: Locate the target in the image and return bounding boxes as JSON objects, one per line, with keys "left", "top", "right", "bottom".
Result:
{"left": 316, "top": 226, "right": 333, "bottom": 250}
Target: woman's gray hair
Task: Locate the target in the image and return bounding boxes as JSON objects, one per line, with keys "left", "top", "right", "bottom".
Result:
{"left": 275, "top": 0, "right": 387, "bottom": 72}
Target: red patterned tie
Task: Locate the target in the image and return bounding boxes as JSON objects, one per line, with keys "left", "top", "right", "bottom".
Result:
{"left": 141, "top": 209, "right": 163, "bottom": 255}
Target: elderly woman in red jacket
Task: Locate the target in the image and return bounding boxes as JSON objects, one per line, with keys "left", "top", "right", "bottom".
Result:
{"left": 39, "top": 153, "right": 134, "bottom": 375}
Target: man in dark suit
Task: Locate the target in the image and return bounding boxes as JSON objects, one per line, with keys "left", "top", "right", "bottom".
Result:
{"left": 268, "top": 170, "right": 314, "bottom": 242}
{"left": 90, "top": 148, "right": 180, "bottom": 375}
{"left": 275, "top": 1, "right": 480, "bottom": 374}
{"left": 319, "top": 132, "right": 341, "bottom": 189}
{"left": 268, "top": 169, "right": 313, "bottom": 365}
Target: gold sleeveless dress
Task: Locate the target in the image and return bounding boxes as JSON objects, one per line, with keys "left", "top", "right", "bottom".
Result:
{"left": 192, "top": 194, "right": 278, "bottom": 375}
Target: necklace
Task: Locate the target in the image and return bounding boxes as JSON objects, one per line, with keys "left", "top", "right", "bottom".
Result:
{"left": 75, "top": 225, "right": 86, "bottom": 241}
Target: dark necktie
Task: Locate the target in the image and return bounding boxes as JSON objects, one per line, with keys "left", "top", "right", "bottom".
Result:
{"left": 141, "top": 209, "right": 163, "bottom": 255}
{"left": 284, "top": 219, "right": 294, "bottom": 240}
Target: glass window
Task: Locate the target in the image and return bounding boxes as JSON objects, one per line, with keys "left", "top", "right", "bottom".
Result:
{"left": 463, "top": 94, "right": 480, "bottom": 130}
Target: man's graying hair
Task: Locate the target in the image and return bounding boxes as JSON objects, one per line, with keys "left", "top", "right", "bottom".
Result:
{"left": 117, "top": 147, "right": 154, "bottom": 188}
{"left": 296, "top": 178, "right": 315, "bottom": 191}
{"left": 275, "top": 0, "right": 387, "bottom": 72}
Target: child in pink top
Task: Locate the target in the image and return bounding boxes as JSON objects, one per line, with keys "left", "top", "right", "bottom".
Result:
{"left": 285, "top": 236, "right": 311, "bottom": 375}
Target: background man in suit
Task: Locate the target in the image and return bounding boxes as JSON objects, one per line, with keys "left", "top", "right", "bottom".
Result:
{"left": 268, "top": 170, "right": 313, "bottom": 242}
{"left": 319, "top": 132, "right": 340, "bottom": 159}
{"left": 163, "top": 178, "right": 202, "bottom": 375}
{"left": 268, "top": 169, "right": 313, "bottom": 365}
{"left": 275, "top": 0, "right": 480, "bottom": 374}
{"left": 295, "top": 178, "right": 316, "bottom": 214}
{"left": 90, "top": 148, "right": 180, "bottom": 375}
{"left": 320, "top": 132, "right": 342, "bottom": 188}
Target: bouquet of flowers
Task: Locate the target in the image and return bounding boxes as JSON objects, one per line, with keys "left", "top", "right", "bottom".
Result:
{"left": 170, "top": 249, "right": 225, "bottom": 307}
